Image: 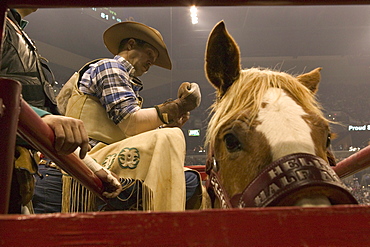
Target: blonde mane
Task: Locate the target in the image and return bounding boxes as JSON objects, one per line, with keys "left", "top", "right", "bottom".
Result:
{"left": 206, "top": 67, "right": 325, "bottom": 148}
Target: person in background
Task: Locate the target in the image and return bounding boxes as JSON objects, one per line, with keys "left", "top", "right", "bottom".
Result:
{"left": 1, "top": 8, "right": 58, "bottom": 114}
{"left": 1, "top": 8, "right": 63, "bottom": 214}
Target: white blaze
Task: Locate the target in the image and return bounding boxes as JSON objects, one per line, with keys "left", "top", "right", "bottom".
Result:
{"left": 256, "top": 88, "right": 315, "bottom": 161}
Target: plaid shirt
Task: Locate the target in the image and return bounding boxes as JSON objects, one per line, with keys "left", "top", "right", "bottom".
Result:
{"left": 79, "top": 55, "right": 143, "bottom": 146}
{"left": 79, "top": 55, "right": 143, "bottom": 124}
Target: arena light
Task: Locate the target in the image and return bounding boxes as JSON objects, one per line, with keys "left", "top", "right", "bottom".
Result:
{"left": 190, "top": 6, "right": 198, "bottom": 24}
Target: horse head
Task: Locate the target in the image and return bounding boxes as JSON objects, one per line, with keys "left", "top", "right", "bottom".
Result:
{"left": 205, "top": 21, "right": 357, "bottom": 208}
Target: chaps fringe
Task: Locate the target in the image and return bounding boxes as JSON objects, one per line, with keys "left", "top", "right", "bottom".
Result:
{"left": 62, "top": 175, "right": 153, "bottom": 212}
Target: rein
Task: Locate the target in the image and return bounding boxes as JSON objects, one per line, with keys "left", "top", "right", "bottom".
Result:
{"left": 206, "top": 150, "right": 357, "bottom": 208}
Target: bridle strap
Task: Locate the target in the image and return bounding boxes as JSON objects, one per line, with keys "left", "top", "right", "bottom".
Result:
{"left": 231, "top": 153, "right": 357, "bottom": 207}
{"left": 206, "top": 152, "right": 358, "bottom": 208}
{"left": 206, "top": 168, "right": 233, "bottom": 208}
{"left": 205, "top": 146, "right": 233, "bottom": 208}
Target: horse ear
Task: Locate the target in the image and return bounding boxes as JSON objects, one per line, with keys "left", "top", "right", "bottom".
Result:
{"left": 205, "top": 21, "right": 241, "bottom": 97}
{"left": 296, "top": 67, "right": 322, "bottom": 94}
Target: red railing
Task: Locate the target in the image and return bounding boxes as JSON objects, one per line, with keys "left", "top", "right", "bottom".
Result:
{"left": 0, "top": 79, "right": 22, "bottom": 214}
{"left": 334, "top": 146, "right": 370, "bottom": 177}
{"left": 0, "top": 78, "right": 106, "bottom": 214}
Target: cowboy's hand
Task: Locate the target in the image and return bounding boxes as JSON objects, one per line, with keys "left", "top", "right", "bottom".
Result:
{"left": 41, "top": 114, "right": 89, "bottom": 158}
{"left": 177, "top": 82, "right": 201, "bottom": 111}
{"left": 95, "top": 168, "right": 122, "bottom": 198}
{"left": 164, "top": 112, "right": 190, "bottom": 128}
{"left": 155, "top": 82, "right": 201, "bottom": 125}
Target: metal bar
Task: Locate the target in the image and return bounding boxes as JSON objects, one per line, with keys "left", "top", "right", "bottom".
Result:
{"left": 334, "top": 145, "right": 370, "bottom": 178}
{"left": 16, "top": 98, "right": 105, "bottom": 200}
{"left": 0, "top": 79, "right": 22, "bottom": 214}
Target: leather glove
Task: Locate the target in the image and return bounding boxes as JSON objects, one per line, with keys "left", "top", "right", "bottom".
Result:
{"left": 155, "top": 82, "right": 201, "bottom": 124}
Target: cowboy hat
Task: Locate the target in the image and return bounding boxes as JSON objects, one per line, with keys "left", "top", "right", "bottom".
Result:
{"left": 103, "top": 21, "right": 172, "bottom": 70}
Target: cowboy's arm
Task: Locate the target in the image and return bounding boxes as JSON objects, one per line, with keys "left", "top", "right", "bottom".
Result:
{"left": 88, "top": 61, "right": 197, "bottom": 136}
{"left": 117, "top": 81, "right": 201, "bottom": 136}
{"left": 117, "top": 108, "right": 163, "bottom": 137}
{"left": 117, "top": 108, "right": 191, "bottom": 137}
{"left": 88, "top": 64, "right": 164, "bottom": 136}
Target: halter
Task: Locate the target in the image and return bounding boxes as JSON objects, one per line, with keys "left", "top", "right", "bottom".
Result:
{"left": 206, "top": 147, "right": 357, "bottom": 208}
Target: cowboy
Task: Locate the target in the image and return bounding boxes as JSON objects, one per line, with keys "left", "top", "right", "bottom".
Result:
{"left": 59, "top": 21, "right": 203, "bottom": 211}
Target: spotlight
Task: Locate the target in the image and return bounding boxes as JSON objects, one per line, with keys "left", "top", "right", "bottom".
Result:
{"left": 190, "top": 6, "right": 198, "bottom": 24}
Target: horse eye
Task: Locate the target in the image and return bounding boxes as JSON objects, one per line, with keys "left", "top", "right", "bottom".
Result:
{"left": 326, "top": 134, "right": 331, "bottom": 148}
{"left": 224, "top": 133, "right": 242, "bottom": 152}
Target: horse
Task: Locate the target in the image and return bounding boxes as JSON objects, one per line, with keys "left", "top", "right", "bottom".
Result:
{"left": 204, "top": 21, "right": 357, "bottom": 209}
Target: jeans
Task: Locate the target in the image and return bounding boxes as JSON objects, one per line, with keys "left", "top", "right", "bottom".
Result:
{"left": 32, "top": 164, "right": 63, "bottom": 213}
{"left": 99, "top": 170, "right": 200, "bottom": 210}
{"left": 33, "top": 164, "right": 200, "bottom": 212}
{"left": 185, "top": 170, "right": 199, "bottom": 201}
